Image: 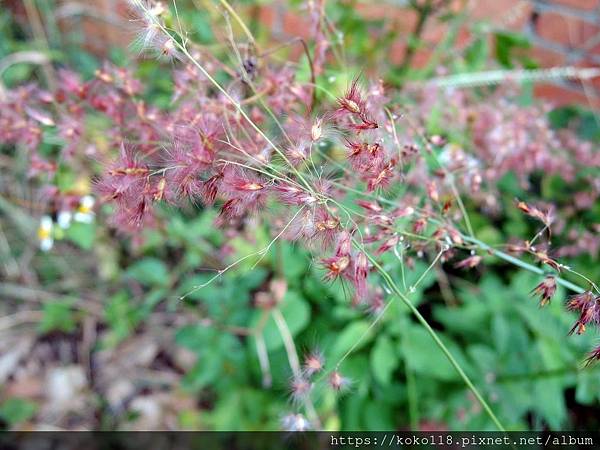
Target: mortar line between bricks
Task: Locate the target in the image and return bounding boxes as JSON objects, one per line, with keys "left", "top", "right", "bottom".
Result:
{"left": 529, "top": 0, "right": 600, "bottom": 22}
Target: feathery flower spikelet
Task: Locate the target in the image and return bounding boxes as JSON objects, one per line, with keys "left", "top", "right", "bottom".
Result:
{"left": 585, "top": 345, "right": 600, "bottom": 367}
{"left": 353, "top": 251, "right": 370, "bottom": 302}
{"left": 375, "top": 235, "right": 399, "bottom": 256}
{"left": 128, "top": 0, "right": 165, "bottom": 47}
{"left": 531, "top": 275, "right": 557, "bottom": 307}
{"left": 218, "top": 167, "right": 269, "bottom": 221}
{"left": 567, "top": 292, "right": 599, "bottom": 335}
{"left": 337, "top": 77, "right": 365, "bottom": 116}
{"left": 454, "top": 255, "right": 482, "bottom": 270}
{"left": 127, "top": 0, "right": 182, "bottom": 61}
{"left": 312, "top": 208, "right": 341, "bottom": 248}
{"left": 287, "top": 113, "right": 338, "bottom": 144}
{"left": 289, "top": 376, "right": 312, "bottom": 404}
{"left": 275, "top": 184, "right": 318, "bottom": 206}
{"left": 302, "top": 351, "right": 325, "bottom": 377}
{"left": 284, "top": 140, "right": 311, "bottom": 166}
{"left": 329, "top": 370, "right": 351, "bottom": 391}
{"left": 516, "top": 199, "right": 554, "bottom": 227}
{"left": 321, "top": 255, "right": 351, "bottom": 282}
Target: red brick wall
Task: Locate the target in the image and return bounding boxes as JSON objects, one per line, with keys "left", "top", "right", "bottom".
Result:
{"left": 258, "top": 0, "right": 600, "bottom": 106}
{"left": 8, "top": 0, "right": 600, "bottom": 106}
{"left": 351, "top": 0, "right": 599, "bottom": 106}
{"left": 522, "top": 0, "right": 600, "bottom": 105}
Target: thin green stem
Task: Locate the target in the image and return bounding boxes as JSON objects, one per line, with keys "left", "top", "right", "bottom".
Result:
{"left": 364, "top": 250, "right": 506, "bottom": 431}
{"left": 462, "top": 235, "right": 585, "bottom": 294}
{"left": 409, "top": 248, "right": 444, "bottom": 293}
{"left": 272, "top": 308, "right": 321, "bottom": 427}
{"left": 216, "top": 0, "right": 256, "bottom": 46}
{"left": 329, "top": 180, "right": 588, "bottom": 295}
{"left": 404, "top": 341, "right": 419, "bottom": 430}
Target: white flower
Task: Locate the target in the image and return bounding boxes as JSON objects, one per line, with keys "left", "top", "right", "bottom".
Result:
{"left": 37, "top": 215, "right": 54, "bottom": 252}
{"left": 281, "top": 413, "right": 311, "bottom": 431}
{"left": 57, "top": 210, "right": 72, "bottom": 229}
{"left": 74, "top": 195, "right": 95, "bottom": 223}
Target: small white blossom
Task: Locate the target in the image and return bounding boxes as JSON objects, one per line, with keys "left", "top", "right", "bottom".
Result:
{"left": 74, "top": 195, "right": 95, "bottom": 223}
{"left": 281, "top": 413, "right": 311, "bottom": 431}
{"left": 57, "top": 210, "right": 72, "bottom": 229}
{"left": 37, "top": 215, "right": 54, "bottom": 252}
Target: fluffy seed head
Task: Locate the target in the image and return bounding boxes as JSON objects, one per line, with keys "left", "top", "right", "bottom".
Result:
{"left": 585, "top": 345, "right": 600, "bottom": 367}
{"left": 289, "top": 376, "right": 312, "bottom": 404}
{"left": 311, "top": 119, "right": 323, "bottom": 142}
{"left": 567, "top": 292, "right": 599, "bottom": 335}
{"left": 329, "top": 370, "right": 350, "bottom": 391}
{"left": 322, "top": 255, "right": 351, "bottom": 281}
{"left": 303, "top": 351, "right": 325, "bottom": 377}
{"left": 454, "top": 255, "right": 482, "bottom": 270}
{"left": 531, "top": 276, "right": 556, "bottom": 307}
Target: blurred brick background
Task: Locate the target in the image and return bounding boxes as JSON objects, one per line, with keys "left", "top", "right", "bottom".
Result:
{"left": 6, "top": 0, "right": 600, "bottom": 106}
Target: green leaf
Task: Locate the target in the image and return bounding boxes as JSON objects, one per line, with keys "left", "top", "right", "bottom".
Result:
{"left": 175, "top": 325, "right": 245, "bottom": 393}
{"left": 54, "top": 165, "right": 77, "bottom": 192}
{"left": 238, "top": 268, "right": 269, "bottom": 290}
{"left": 494, "top": 31, "right": 531, "bottom": 68}
{"left": 329, "top": 321, "right": 373, "bottom": 363}
{"left": 464, "top": 37, "right": 489, "bottom": 70}
{"left": 0, "top": 398, "right": 37, "bottom": 426}
{"left": 103, "top": 291, "right": 139, "bottom": 347}
{"left": 260, "top": 291, "right": 310, "bottom": 351}
{"left": 39, "top": 300, "right": 76, "bottom": 334}
{"left": 577, "top": 111, "right": 600, "bottom": 140}
{"left": 3, "top": 64, "right": 35, "bottom": 86}
{"left": 65, "top": 222, "right": 96, "bottom": 250}
{"left": 362, "top": 401, "right": 396, "bottom": 430}
{"left": 576, "top": 370, "right": 600, "bottom": 405}
{"left": 340, "top": 392, "right": 367, "bottom": 430}
{"left": 182, "top": 353, "right": 223, "bottom": 392}
{"left": 190, "top": 12, "right": 215, "bottom": 44}
{"left": 533, "top": 378, "right": 566, "bottom": 430}
{"left": 370, "top": 335, "right": 398, "bottom": 385}
{"left": 175, "top": 324, "right": 216, "bottom": 351}
{"left": 126, "top": 258, "right": 169, "bottom": 286}
{"left": 401, "top": 325, "right": 460, "bottom": 381}
{"left": 491, "top": 314, "right": 511, "bottom": 355}
{"left": 281, "top": 243, "right": 309, "bottom": 280}
{"left": 548, "top": 106, "right": 579, "bottom": 129}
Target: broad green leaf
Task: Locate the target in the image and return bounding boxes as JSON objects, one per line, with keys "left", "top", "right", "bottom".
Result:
{"left": 281, "top": 243, "right": 308, "bottom": 280}
{"left": 39, "top": 300, "right": 76, "bottom": 334}
{"left": 65, "top": 222, "right": 96, "bottom": 250}
{"left": 401, "top": 325, "right": 460, "bottom": 381}
{"left": 533, "top": 378, "right": 566, "bottom": 430}
{"left": 362, "top": 401, "right": 395, "bottom": 430}
{"left": 103, "top": 291, "right": 138, "bottom": 347}
{"left": 0, "top": 398, "right": 37, "bottom": 426}
{"left": 260, "top": 291, "right": 310, "bottom": 351}
{"left": 182, "top": 353, "right": 223, "bottom": 392}
{"left": 329, "top": 321, "right": 373, "bottom": 363}
{"left": 464, "top": 36, "right": 489, "bottom": 70}
{"left": 126, "top": 258, "right": 169, "bottom": 286}
{"left": 370, "top": 335, "right": 398, "bottom": 386}
{"left": 491, "top": 314, "right": 511, "bottom": 355}
{"left": 576, "top": 370, "right": 600, "bottom": 405}
{"left": 175, "top": 325, "right": 216, "bottom": 351}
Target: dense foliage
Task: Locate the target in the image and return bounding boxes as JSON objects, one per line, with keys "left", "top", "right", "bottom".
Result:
{"left": 0, "top": 0, "right": 599, "bottom": 432}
